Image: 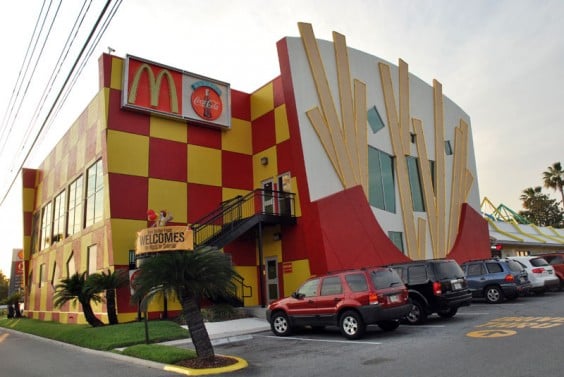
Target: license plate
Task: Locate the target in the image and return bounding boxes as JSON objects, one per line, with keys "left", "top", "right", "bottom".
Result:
{"left": 452, "top": 280, "right": 462, "bottom": 290}
{"left": 388, "top": 294, "right": 400, "bottom": 303}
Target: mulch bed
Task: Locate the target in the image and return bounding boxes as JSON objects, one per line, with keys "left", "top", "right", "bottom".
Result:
{"left": 176, "top": 355, "right": 238, "bottom": 369}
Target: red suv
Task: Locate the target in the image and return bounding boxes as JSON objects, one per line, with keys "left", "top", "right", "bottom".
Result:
{"left": 266, "top": 267, "right": 411, "bottom": 339}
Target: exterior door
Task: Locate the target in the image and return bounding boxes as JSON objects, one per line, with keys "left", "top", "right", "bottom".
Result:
{"left": 262, "top": 179, "right": 274, "bottom": 214}
{"left": 265, "top": 257, "right": 279, "bottom": 303}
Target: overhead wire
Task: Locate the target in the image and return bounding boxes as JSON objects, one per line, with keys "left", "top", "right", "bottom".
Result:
{"left": 0, "top": 0, "right": 119, "bottom": 207}
{"left": 0, "top": 0, "right": 54, "bottom": 150}
{"left": 20, "top": 0, "right": 93, "bottom": 155}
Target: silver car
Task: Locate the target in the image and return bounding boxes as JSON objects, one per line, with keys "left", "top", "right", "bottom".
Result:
{"left": 509, "top": 256, "right": 560, "bottom": 294}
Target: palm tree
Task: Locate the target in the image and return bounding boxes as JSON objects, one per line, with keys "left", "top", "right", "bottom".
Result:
{"left": 54, "top": 272, "right": 104, "bottom": 327}
{"left": 88, "top": 269, "right": 129, "bottom": 325}
{"left": 519, "top": 186, "right": 543, "bottom": 209}
{"left": 543, "top": 162, "right": 564, "bottom": 209}
{"left": 131, "top": 246, "right": 239, "bottom": 361}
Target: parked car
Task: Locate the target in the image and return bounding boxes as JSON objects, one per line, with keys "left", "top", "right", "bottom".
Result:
{"left": 388, "top": 259, "right": 472, "bottom": 325}
{"left": 509, "top": 256, "right": 560, "bottom": 294}
{"left": 266, "top": 266, "right": 411, "bottom": 339}
{"left": 461, "top": 258, "right": 531, "bottom": 303}
{"left": 539, "top": 253, "right": 564, "bottom": 290}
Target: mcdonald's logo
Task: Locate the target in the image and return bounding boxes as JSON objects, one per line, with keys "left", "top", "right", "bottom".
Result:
{"left": 127, "top": 61, "right": 181, "bottom": 114}
{"left": 122, "top": 55, "right": 231, "bottom": 129}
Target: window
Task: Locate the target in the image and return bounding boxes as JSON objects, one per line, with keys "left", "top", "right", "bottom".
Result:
{"left": 66, "top": 252, "right": 76, "bottom": 277}
{"left": 368, "top": 146, "right": 396, "bottom": 213}
{"left": 444, "top": 140, "right": 453, "bottom": 156}
{"left": 367, "top": 106, "right": 385, "bottom": 134}
{"left": 320, "top": 276, "right": 343, "bottom": 296}
{"left": 467, "top": 263, "right": 485, "bottom": 276}
{"left": 345, "top": 273, "right": 368, "bottom": 292}
{"left": 40, "top": 202, "right": 53, "bottom": 250}
{"left": 51, "top": 262, "right": 59, "bottom": 286}
{"left": 52, "top": 190, "right": 66, "bottom": 243}
{"left": 388, "top": 231, "right": 405, "bottom": 254}
{"left": 85, "top": 160, "right": 104, "bottom": 227}
{"left": 67, "top": 175, "right": 83, "bottom": 235}
{"left": 39, "top": 263, "right": 46, "bottom": 288}
{"left": 87, "top": 245, "right": 97, "bottom": 275}
{"left": 297, "top": 278, "right": 320, "bottom": 297}
{"left": 486, "top": 262, "right": 503, "bottom": 273}
{"left": 407, "top": 265, "right": 428, "bottom": 284}
{"left": 406, "top": 156, "right": 425, "bottom": 212}
{"left": 371, "top": 268, "right": 403, "bottom": 289}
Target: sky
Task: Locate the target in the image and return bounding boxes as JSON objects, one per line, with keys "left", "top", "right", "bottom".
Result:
{"left": 0, "top": 0, "right": 562, "bottom": 277}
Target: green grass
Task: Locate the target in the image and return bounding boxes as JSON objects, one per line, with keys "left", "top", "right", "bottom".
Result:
{"left": 0, "top": 317, "right": 190, "bottom": 351}
{"left": 119, "top": 344, "right": 197, "bottom": 364}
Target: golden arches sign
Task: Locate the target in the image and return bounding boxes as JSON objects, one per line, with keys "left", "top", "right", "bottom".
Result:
{"left": 128, "top": 63, "right": 180, "bottom": 114}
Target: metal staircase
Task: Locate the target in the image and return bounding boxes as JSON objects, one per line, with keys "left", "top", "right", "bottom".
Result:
{"left": 191, "top": 189, "right": 297, "bottom": 306}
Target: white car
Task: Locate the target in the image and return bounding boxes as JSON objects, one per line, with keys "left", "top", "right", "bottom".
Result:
{"left": 509, "top": 256, "right": 560, "bottom": 294}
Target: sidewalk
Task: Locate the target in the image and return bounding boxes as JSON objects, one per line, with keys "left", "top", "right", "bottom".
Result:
{"left": 161, "top": 317, "right": 271, "bottom": 347}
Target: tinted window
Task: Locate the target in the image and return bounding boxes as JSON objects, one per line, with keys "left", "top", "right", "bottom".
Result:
{"left": 371, "top": 268, "right": 403, "bottom": 289}
{"left": 434, "top": 261, "right": 464, "bottom": 279}
{"left": 530, "top": 258, "right": 549, "bottom": 267}
{"left": 407, "top": 265, "right": 428, "bottom": 284}
{"left": 486, "top": 262, "right": 502, "bottom": 273}
{"left": 320, "top": 276, "right": 343, "bottom": 296}
{"left": 466, "top": 263, "right": 485, "bottom": 276}
{"left": 297, "top": 278, "right": 320, "bottom": 297}
{"left": 345, "top": 273, "right": 368, "bottom": 292}
{"left": 506, "top": 260, "right": 524, "bottom": 272}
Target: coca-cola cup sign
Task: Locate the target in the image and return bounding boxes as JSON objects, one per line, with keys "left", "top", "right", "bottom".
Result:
{"left": 191, "top": 81, "right": 223, "bottom": 121}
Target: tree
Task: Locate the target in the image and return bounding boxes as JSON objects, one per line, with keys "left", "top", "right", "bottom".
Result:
{"left": 88, "top": 269, "right": 129, "bottom": 325}
{"left": 0, "top": 270, "right": 9, "bottom": 302}
{"left": 519, "top": 186, "right": 564, "bottom": 227}
{"left": 543, "top": 162, "right": 564, "bottom": 209}
{"left": 53, "top": 272, "right": 104, "bottom": 327}
{"left": 131, "top": 246, "right": 239, "bottom": 361}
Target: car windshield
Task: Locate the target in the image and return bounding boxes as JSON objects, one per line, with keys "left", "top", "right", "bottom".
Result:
{"left": 434, "top": 261, "right": 464, "bottom": 279}
{"left": 371, "top": 268, "right": 403, "bottom": 289}
{"left": 530, "top": 257, "right": 550, "bottom": 267}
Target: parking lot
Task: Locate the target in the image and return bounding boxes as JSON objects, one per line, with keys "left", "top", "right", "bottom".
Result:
{"left": 213, "top": 291, "right": 564, "bottom": 377}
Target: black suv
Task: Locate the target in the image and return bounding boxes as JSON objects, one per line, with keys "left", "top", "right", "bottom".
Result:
{"left": 461, "top": 258, "right": 531, "bottom": 303}
{"left": 388, "top": 259, "right": 472, "bottom": 324}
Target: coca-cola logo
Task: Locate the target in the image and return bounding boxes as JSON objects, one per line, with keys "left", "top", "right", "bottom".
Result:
{"left": 191, "top": 81, "right": 223, "bottom": 121}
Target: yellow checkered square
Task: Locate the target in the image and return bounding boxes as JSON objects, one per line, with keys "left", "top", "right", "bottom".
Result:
{"left": 106, "top": 130, "right": 149, "bottom": 176}
{"left": 187, "top": 145, "right": 221, "bottom": 186}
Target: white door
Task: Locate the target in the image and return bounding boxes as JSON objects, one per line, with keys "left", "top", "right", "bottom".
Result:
{"left": 265, "top": 257, "right": 279, "bottom": 303}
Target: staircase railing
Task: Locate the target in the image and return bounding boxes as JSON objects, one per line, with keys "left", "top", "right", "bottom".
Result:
{"left": 191, "top": 189, "right": 295, "bottom": 246}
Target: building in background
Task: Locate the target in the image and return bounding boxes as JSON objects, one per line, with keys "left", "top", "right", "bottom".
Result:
{"left": 21, "top": 23, "right": 490, "bottom": 324}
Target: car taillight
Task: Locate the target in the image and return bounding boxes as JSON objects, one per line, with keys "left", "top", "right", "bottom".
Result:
{"left": 504, "top": 274, "right": 514, "bottom": 282}
{"left": 433, "top": 281, "right": 442, "bottom": 296}
{"left": 369, "top": 292, "right": 379, "bottom": 304}
{"left": 532, "top": 268, "right": 545, "bottom": 274}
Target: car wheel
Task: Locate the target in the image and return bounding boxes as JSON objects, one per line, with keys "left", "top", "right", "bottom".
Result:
{"left": 339, "top": 310, "right": 365, "bottom": 339}
{"left": 405, "top": 299, "right": 427, "bottom": 325}
{"left": 437, "top": 307, "right": 458, "bottom": 318}
{"left": 377, "top": 320, "right": 400, "bottom": 331}
{"left": 270, "top": 311, "right": 292, "bottom": 336}
{"left": 485, "top": 286, "right": 503, "bottom": 304}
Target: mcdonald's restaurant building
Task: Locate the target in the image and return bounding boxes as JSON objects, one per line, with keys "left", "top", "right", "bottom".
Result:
{"left": 21, "top": 23, "right": 490, "bottom": 324}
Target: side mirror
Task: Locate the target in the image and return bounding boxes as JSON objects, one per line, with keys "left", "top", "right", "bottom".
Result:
{"left": 291, "top": 292, "right": 305, "bottom": 300}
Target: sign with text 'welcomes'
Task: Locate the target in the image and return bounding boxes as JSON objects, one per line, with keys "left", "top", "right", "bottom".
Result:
{"left": 136, "top": 226, "right": 194, "bottom": 256}
{"left": 122, "top": 55, "right": 231, "bottom": 129}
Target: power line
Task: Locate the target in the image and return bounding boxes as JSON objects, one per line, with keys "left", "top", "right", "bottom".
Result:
{"left": 0, "top": 0, "right": 118, "bottom": 207}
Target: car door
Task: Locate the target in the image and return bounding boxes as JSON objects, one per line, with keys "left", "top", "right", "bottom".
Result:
{"left": 287, "top": 278, "right": 320, "bottom": 320}
{"left": 464, "top": 262, "right": 486, "bottom": 296}
{"left": 312, "top": 276, "right": 344, "bottom": 325}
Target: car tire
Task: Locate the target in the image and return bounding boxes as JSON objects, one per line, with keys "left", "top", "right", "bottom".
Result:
{"left": 377, "top": 320, "right": 400, "bottom": 331}
{"left": 485, "top": 286, "right": 503, "bottom": 304}
{"left": 405, "top": 299, "right": 427, "bottom": 325}
{"left": 270, "top": 311, "right": 292, "bottom": 336}
{"left": 339, "top": 310, "right": 365, "bottom": 339}
{"left": 437, "top": 307, "right": 458, "bottom": 318}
